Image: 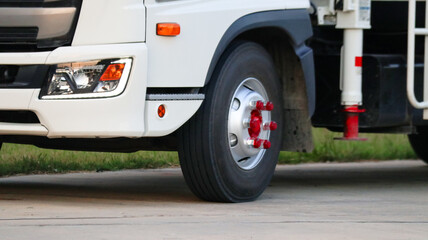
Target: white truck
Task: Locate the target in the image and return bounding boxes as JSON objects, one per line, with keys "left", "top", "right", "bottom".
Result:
{"left": 0, "top": 0, "right": 427, "bottom": 202}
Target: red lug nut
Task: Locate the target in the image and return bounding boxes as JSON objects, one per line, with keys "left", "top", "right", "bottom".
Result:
{"left": 253, "top": 138, "right": 263, "bottom": 148}
{"left": 255, "top": 101, "right": 265, "bottom": 111}
{"left": 263, "top": 140, "right": 271, "bottom": 149}
{"left": 247, "top": 138, "right": 263, "bottom": 149}
{"left": 248, "top": 138, "right": 271, "bottom": 149}
{"left": 269, "top": 121, "right": 277, "bottom": 131}
{"left": 253, "top": 101, "right": 274, "bottom": 111}
{"left": 263, "top": 121, "right": 278, "bottom": 131}
{"left": 265, "top": 101, "right": 274, "bottom": 111}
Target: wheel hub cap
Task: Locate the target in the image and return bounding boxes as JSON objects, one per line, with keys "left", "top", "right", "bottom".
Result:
{"left": 228, "top": 78, "right": 278, "bottom": 170}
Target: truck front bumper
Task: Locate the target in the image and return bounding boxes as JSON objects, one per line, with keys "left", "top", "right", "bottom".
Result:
{"left": 0, "top": 43, "right": 202, "bottom": 138}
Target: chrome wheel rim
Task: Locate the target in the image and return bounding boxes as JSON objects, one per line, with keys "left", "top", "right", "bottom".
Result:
{"left": 227, "top": 78, "right": 272, "bottom": 170}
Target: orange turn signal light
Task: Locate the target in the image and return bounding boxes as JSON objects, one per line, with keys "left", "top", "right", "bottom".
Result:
{"left": 157, "top": 23, "right": 180, "bottom": 36}
{"left": 100, "top": 64, "right": 125, "bottom": 81}
{"left": 158, "top": 104, "right": 166, "bottom": 118}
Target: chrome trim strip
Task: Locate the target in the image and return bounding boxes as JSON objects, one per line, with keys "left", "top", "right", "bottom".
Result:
{"left": 146, "top": 94, "right": 205, "bottom": 101}
{"left": 0, "top": 123, "right": 48, "bottom": 136}
{"left": 0, "top": 7, "right": 76, "bottom": 40}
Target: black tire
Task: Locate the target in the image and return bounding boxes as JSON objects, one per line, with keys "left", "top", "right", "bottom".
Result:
{"left": 178, "top": 41, "right": 283, "bottom": 202}
{"left": 408, "top": 131, "right": 428, "bottom": 164}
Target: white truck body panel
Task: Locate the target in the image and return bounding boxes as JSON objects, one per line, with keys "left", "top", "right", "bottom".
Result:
{"left": 145, "top": 0, "right": 309, "bottom": 88}
{"left": 0, "top": 52, "right": 49, "bottom": 65}
{"left": 73, "top": 0, "right": 146, "bottom": 46}
{"left": 0, "top": 0, "right": 310, "bottom": 138}
{"left": 0, "top": 89, "right": 36, "bottom": 110}
{"left": 144, "top": 100, "right": 203, "bottom": 136}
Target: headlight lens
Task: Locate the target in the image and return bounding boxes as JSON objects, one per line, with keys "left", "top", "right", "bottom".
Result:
{"left": 41, "top": 58, "right": 132, "bottom": 99}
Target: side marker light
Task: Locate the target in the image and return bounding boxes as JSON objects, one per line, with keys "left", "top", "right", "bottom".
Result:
{"left": 157, "top": 23, "right": 181, "bottom": 36}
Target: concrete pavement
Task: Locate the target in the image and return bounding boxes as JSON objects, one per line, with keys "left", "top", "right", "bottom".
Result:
{"left": 0, "top": 160, "right": 427, "bottom": 240}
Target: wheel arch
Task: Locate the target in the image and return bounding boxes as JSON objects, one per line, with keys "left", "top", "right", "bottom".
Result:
{"left": 205, "top": 10, "right": 315, "bottom": 152}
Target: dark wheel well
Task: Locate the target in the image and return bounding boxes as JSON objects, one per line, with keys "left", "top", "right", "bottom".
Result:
{"left": 228, "top": 28, "right": 314, "bottom": 153}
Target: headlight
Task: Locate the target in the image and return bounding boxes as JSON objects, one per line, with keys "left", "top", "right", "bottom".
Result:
{"left": 40, "top": 58, "right": 132, "bottom": 99}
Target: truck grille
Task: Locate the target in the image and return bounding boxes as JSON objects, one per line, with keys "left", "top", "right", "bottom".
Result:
{"left": 0, "top": 65, "right": 50, "bottom": 88}
{"left": 0, "top": 0, "right": 76, "bottom": 8}
{"left": 0, "top": 0, "right": 82, "bottom": 52}
{"left": 0, "top": 27, "right": 38, "bottom": 43}
{"left": 0, "top": 111, "right": 40, "bottom": 124}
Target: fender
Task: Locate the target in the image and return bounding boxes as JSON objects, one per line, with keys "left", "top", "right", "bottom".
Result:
{"left": 205, "top": 9, "right": 316, "bottom": 116}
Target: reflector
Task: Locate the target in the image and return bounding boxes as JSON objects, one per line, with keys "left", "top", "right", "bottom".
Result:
{"left": 158, "top": 104, "right": 166, "bottom": 118}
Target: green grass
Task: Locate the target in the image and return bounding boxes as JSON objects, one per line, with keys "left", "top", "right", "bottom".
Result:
{"left": 0, "top": 144, "right": 179, "bottom": 177}
{"left": 0, "top": 128, "right": 417, "bottom": 176}
{"left": 279, "top": 128, "right": 417, "bottom": 164}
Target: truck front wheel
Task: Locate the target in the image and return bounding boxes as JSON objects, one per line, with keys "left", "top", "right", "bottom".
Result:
{"left": 178, "top": 41, "right": 283, "bottom": 202}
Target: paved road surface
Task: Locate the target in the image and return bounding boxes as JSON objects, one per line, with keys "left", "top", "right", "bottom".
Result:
{"left": 0, "top": 160, "right": 427, "bottom": 240}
